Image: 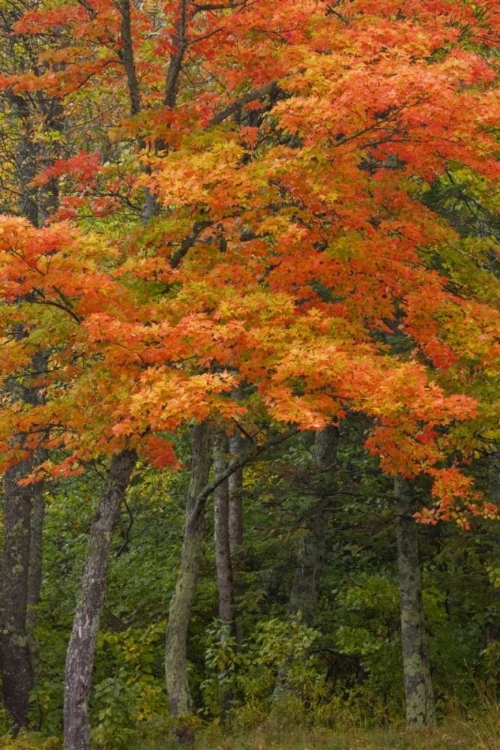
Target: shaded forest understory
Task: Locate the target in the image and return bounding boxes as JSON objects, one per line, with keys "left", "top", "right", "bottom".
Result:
{"left": 2, "top": 421, "right": 500, "bottom": 748}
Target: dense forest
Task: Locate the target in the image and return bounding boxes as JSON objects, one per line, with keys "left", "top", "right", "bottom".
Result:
{"left": 0, "top": 1, "right": 499, "bottom": 749}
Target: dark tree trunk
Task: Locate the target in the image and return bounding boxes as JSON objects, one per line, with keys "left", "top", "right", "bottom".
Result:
{"left": 0, "top": 461, "right": 36, "bottom": 735}
{"left": 228, "top": 433, "right": 244, "bottom": 551}
{"left": 0, "top": 350, "right": 48, "bottom": 734}
{"left": 214, "top": 434, "right": 236, "bottom": 635}
{"left": 0, "top": 93, "right": 40, "bottom": 736}
{"left": 0, "top": 81, "right": 62, "bottom": 732}
{"left": 63, "top": 450, "right": 137, "bottom": 750}
{"left": 165, "top": 423, "right": 211, "bottom": 718}
{"left": 395, "top": 476, "right": 436, "bottom": 730}
{"left": 228, "top": 432, "right": 245, "bottom": 644}
{"left": 27, "top": 480, "right": 45, "bottom": 625}
{"left": 485, "top": 452, "right": 500, "bottom": 649}
{"left": 26, "top": 474, "right": 46, "bottom": 687}
{"left": 490, "top": 451, "right": 500, "bottom": 504}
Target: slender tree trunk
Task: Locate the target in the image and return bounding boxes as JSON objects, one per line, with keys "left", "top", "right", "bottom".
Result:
{"left": 485, "top": 452, "right": 500, "bottom": 650}
{"left": 0, "top": 92, "right": 40, "bottom": 735}
{"left": 165, "top": 426, "right": 296, "bottom": 729}
{"left": 213, "top": 433, "right": 236, "bottom": 635}
{"left": 165, "top": 422, "right": 211, "bottom": 719}
{"left": 63, "top": 449, "right": 137, "bottom": 750}
{"left": 228, "top": 433, "right": 244, "bottom": 551}
{"left": 0, "top": 349, "right": 48, "bottom": 734}
{"left": 0, "top": 461, "right": 35, "bottom": 735}
{"left": 26, "top": 475, "right": 45, "bottom": 689}
{"left": 490, "top": 451, "right": 500, "bottom": 505}
{"left": 228, "top": 432, "right": 244, "bottom": 644}
{"left": 27, "top": 481, "right": 45, "bottom": 626}
{"left": 0, "top": 83, "right": 62, "bottom": 732}
{"left": 395, "top": 475, "right": 436, "bottom": 730}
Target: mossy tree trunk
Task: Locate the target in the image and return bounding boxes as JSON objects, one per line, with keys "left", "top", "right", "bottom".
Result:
{"left": 0, "top": 80, "right": 62, "bottom": 734}
{"left": 214, "top": 433, "right": 236, "bottom": 636}
{"left": 228, "top": 432, "right": 244, "bottom": 644}
{"left": 486, "top": 452, "right": 500, "bottom": 648}
{"left": 0, "top": 461, "right": 36, "bottom": 734}
{"left": 165, "top": 422, "right": 211, "bottom": 718}
{"left": 395, "top": 475, "right": 436, "bottom": 730}
{"left": 63, "top": 449, "right": 137, "bottom": 750}
{"left": 228, "top": 433, "right": 244, "bottom": 551}
{"left": 0, "top": 352, "right": 48, "bottom": 735}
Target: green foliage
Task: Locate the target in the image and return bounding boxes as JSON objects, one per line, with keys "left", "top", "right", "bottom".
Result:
{"left": 201, "top": 618, "right": 323, "bottom": 726}
{"left": 7, "top": 424, "right": 499, "bottom": 742}
{"left": 91, "top": 624, "right": 168, "bottom": 749}
{"left": 0, "top": 732, "right": 61, "bottom": 750}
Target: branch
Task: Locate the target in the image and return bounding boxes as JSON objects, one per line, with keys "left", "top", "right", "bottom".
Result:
{"left": 117, "top": 0, "right": 141, "bottom": 116}
{"left": 189, "top": 427, "right": 298, "bottom": 524}
{"left": 164, "top": 0, "right": 189, "bottom": 108}
{"left": 209, "top": 80, "right": 279, "bottom": 126}
{"left": 170, "top": 219, "right": 212, "bottom": 268}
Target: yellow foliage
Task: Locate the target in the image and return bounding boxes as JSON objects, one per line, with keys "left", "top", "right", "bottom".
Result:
{"left": 0, "top": 733, "right": 61, "bottom": 750}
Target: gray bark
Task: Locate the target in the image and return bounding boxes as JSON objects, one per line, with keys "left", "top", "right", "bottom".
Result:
{"left": 395, "top": 475, "right": 436, "bottom": 730}
{"left": 228, "top": 432, "right": 244, "bottom": 644}
{"left": 214, "top": 434, "right": 236, "bottom": 634}
{"left": 486, "top": 452, "right": 500, "bottom": 646}
{"left": 63, "top": 450, "right": 137, "bottom": 750}
{"left": 228, "top": 433, "right": 244, "bottom": 551}
{"left": 0, "top": 95, "right": 41, "bottom": 732}
{"left": 27, "top": 480, "right": 45, "bottom": 630}
{"left": 118, "top": 0, "right": 141, "bottom": 116}
{"left": 0, "top": 461, "right": 36, "bottom": 734}
{"left": 165, "top": 426, "right": 297, "bottom": 725}
{"left": 0, "top": 73, "right": 62, "bottom": 732}
{"left": 165, "top": 423, "right": 211, "bottom": 718}
{"left": 26, "top": 476, "right": 45, "bottom": 684}
{"left": 489, "top": 451, "right": 500, "bottom": 504}
{"left": 0, "top": 349, "right": 48, "bottom": 733}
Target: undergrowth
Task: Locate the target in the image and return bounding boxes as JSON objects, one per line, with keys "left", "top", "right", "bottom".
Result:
{"left": 2, "top": 708, "right": 499, "bottom": 750}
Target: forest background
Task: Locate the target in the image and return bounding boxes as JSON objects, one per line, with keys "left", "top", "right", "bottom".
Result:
{"left": 0, "top": 1, "right": 500, "bottom": 749}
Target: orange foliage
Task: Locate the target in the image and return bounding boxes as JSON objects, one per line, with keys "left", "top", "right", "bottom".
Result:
{"left": 0, "top": 0, "right": 500, "bottom": 513}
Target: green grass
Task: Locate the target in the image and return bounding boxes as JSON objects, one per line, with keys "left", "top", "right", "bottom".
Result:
{"left": 3, "top": 712, "right": 499, "bottom": 750}
{"left": 138, "top": 715, "right": 500, "bottom": 750}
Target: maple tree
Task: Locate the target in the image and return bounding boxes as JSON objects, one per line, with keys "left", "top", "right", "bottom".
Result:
{"left": 0, "top": 0, "right": 500, "bottom": 745}
{"left": 0, "top": 0, "right": 498, "bottom": 499}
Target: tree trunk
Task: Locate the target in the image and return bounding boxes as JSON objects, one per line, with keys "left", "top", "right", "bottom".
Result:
{"left": 27, "top": 480, "right": 45, "bottom": 627}
{"left": 228, "top": 433, "right": 244, "bottom": 551}
{"left": 395, "top": 475, "right": 436, "bottom": 730}
{"left": 165, "top": 422, "right": 211, "bottom": 718}
{"left": 213, "top": 433, "right": 236, "bottom": 635}
{"left": 0, "top": 84, "right": 62, "bottom": 732}
{"left": 0, "top": 351, "right": 48, "bottom": 734}
{"left": 485, "top": 452, "right": 500, "bottom": 650}
{"left": 0, "top": 460, "right": 36, "bottom": 735}
{"left": 26, "top": 476, "right": 46, "bottom": 691}
{"left": 63, "top": 449, "right": 137, "bottom": 750}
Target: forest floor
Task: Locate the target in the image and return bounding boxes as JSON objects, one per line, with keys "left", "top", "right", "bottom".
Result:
{"left": 141, "top": 717, "right": 500, "bottom": 750}
{"left": 4, "top": 715, "right": 500, "bottom": 750}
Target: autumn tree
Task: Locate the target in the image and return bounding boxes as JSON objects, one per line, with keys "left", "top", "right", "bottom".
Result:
{"left": 0, "top": 0, "right": 500, "bottom": 745}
